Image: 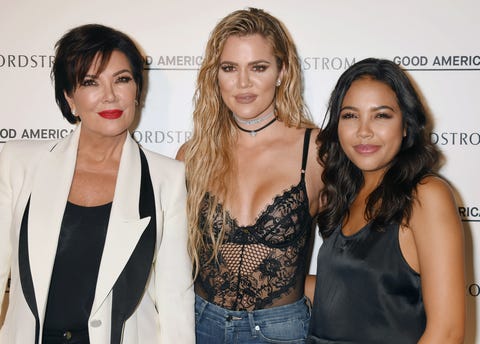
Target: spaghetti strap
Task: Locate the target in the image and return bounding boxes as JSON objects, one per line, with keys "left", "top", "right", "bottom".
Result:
{"left": 301, "top": 128, "right": 312, "bottom": 180}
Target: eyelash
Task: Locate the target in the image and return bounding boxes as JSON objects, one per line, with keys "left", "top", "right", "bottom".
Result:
{"left": 253, "top": 64, "right": 268, "bottom": 72}
{"left": 340, "top": 112, "right": 356, "bottom": 119}
{"left": 340, "top": 112, "right": 393, "bottom": 120}
{"left": 376, "top": 112, "right": 392, "bottom": 119}
{"left": 80, "top": 76, "right": 133, "bottom": 87}
{"left": 219, "top": 64, "right": 269, "bottom": 72}
{"left": 220, "top": 65, "right": 235, "bottom": 72}
{"left": 80, "top": 78, "right": 96, "bottom": 87}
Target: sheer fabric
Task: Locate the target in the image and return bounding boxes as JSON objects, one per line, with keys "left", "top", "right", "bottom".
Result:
{"left": 195, "top": 129, "right": 314, "bottom": 311}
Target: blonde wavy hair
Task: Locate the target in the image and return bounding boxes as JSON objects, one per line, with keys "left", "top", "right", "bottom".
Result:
{"left": 185, "top": 7, "right": 315, "bottom": 277}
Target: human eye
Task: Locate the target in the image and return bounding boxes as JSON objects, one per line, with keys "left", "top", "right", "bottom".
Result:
{"left": 252, "top": 64, "right": 268, "bottom": 72}
{"left": 220, "top": 64, "right": 235, "bottom": 72}
{"left": 375, "top": 112, "right": 393, "bottom": 119}
{"left": 80, "top": 78, "right": 97, "bottom": 87}
{"left": 340, "top": 112, "right": 356, "bottom": 120}
{"left": 116, "top": 75, "right": 133, "bottom": 83}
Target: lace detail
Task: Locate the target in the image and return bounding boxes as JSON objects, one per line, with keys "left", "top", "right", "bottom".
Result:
{"left": 196, "top": 180, "right": 313, "bottom": 311}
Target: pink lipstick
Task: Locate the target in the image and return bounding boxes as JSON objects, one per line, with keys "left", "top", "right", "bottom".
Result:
{"left": 354, "top": 144, "right": 380, "bottom": 154}
{"left": 235, "top": 94, "right": 257, "bottom": 104}
{"left": 98, "top": 109, "right": 123, "bottom": 119}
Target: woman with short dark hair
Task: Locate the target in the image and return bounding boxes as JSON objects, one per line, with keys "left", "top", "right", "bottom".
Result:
{"left": 0, "top": 24, "right": 194, "bottom": 344}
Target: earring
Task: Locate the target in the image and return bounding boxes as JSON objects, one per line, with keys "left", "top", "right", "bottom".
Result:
{"left": 275, "top": 79, "right": 281, "bottom": 87}
{"left": 134, "top": 100, "right": 139, "bottom": 106}
{"left": 71, "top": 109, "right": 76, "bottom": 116}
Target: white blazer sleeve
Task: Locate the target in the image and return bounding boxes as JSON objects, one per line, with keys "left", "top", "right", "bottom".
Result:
{"left": 0, "top": 144, "right": 14, "bottom": 312}
{"left": 154, "top": 162, "right": 195, "bottom": 343}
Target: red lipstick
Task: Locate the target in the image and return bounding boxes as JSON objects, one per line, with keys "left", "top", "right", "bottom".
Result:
{"left": 98, "top": 109, "right": 123, "bottom": 119}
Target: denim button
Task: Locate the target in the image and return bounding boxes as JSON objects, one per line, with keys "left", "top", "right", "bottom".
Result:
{"left": 255, "top": 325, "right": 260, "bottom": 331}
{"left": 226, "top": 315, "right": 232, "bottom": 321}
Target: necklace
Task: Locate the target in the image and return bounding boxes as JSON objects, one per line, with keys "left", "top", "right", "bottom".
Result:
{"left": 235, "top": 117, "right": 277, "bottom": 137}
{"left": 233, "top": 111, "right": 274, "bottom": 125}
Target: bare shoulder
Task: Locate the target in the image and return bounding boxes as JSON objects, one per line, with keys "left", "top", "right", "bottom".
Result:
{"left": 175, "top": 141, "right": 189, "bottom": 161}
{"left": 306, "top": 127, "right": 322, "bottom": 173}
{"left": 410, "top": 175, "right": 461, "bottom": 234}
{"left": 415, "top": 175, "right": 457, "bottom": 209}
{"left": 304, "top": 127, "right": 323, "bottom": 215}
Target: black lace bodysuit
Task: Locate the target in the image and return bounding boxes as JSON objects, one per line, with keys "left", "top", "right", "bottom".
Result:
{"left": 195, "top": 129, "right": 314, "bottom": 311}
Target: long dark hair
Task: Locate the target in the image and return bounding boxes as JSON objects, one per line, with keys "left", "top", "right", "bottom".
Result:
{"left": 317, "top": 58, "right": 440, "bottom": 237}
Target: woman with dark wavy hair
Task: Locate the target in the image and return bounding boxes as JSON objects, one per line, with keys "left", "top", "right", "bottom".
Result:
{"left": 307, "top": 58, "right": 465, "bottom": 343}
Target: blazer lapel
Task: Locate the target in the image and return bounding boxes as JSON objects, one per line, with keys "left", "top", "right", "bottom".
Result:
{"left": 90, "top": 134, "right": 151, "bottom": 315}
{"left": 27, "top": 126, "right": 80, "bottom": 322}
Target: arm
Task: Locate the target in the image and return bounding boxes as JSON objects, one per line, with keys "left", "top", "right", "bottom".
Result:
{"left": 304, "top": 274, "right": 316, "bottom": 303}
{"left": 154, "top": 162, "right": 195, "bottom": 343}
{"left": 0, "top": 144, "right": 13, "bottom": 319}
{"left": 304, "top": 128, "right": 323, "bottom": 305}
{"left": 410, "top": 176, "right": 465, "bottom": 343}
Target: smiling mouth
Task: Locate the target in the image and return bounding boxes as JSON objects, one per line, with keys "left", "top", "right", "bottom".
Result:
{"left": 98, "top": 110, "right": 123, "bottom": 119}
{"left": 235, "top": 94, "right": 257, "bottom": 104}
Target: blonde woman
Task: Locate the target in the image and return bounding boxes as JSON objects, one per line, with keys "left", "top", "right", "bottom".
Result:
{"left": 177, "top": 8, "right": 323, "bottom": 344}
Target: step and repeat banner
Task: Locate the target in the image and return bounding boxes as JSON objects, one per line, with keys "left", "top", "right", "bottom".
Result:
{"left": 1, "top": 0, "right": 479, "bottom": 341}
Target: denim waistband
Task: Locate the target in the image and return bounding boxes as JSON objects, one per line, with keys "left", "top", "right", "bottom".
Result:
{"left": 195, "top": 294, "right": 311, "bottom": 323}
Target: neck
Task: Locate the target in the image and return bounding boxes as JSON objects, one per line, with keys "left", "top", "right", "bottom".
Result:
{"left": 77, "top": 130, "right": 127, "bottom": 163}
{"left": 233, "top": 110, "right": 275, "bottom": 126}
{"left": 234, "top": 116, "right": 277, "bottom": 137}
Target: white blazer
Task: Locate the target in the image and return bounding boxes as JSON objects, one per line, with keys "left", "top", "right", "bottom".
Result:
{"left": 0, "top": 125, "right": 195, "bottom": 343}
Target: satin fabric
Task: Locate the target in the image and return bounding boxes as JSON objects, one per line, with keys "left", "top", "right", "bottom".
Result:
{"left": 308, "top": 223, "right": 425, "bottom": 344}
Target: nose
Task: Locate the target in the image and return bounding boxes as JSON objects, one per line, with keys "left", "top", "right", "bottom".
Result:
{"left": 103, "top": 83, "right": 117, "bottom": 103}
{"left": 238, "top": 69, "right": 251, "bottom": 88}
{"left": 357, "top": 119, "right": 373, "bottom": 139}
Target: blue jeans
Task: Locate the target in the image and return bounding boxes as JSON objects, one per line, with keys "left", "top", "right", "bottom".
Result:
{"left": 195, "top": 294, "right": 311, "bottom": 344}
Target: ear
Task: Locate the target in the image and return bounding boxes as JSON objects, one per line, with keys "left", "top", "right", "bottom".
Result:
{"left": 64, "top": 91, "right": 76, "bottom": 114}
{"left": 403, "top": 126, "right": 407, "bottom": 137}
{"left": 277, "top": 64, "right": 286, "bottom": 84}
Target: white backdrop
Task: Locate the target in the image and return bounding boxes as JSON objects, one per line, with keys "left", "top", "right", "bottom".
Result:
{"left": 1, "top": 0, "right": 479, "bottom": 341}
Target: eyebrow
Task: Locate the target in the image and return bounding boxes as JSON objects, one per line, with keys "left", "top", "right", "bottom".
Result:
{"left": 340, "top": 105, "right": 396, "bottom": 112}
{"left": 219, "top": 59, "right": 271, "bottom": 66}
{"left": 84, "top": 69, "right": 132, "bottom": 79}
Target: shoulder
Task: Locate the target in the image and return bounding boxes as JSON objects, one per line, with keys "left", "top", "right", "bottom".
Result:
{"left": 308, "top": 128, "right": 320, "bottom": 153}
{"left": 175, "top": 142, "right": 188, "bottom": 161}
{"left": 305, "top": 127, "right": 322, "bottom": 173}
{"left": 0, "top": 139, "right": 58, "bottom": 164}
{"left": 1, "top": 139, "right": 56, "bottom": 153}
{"left": 409, "top": 175, "right": 461, "bottom": 233}
{"left": 141, "top": 147, "right": 185, "bottom": 182}
{"left": 141, "top": 147, "right": 184, "bottom": 170}
{"left": 414, "top": 175, "right": 456, "bottom": 209}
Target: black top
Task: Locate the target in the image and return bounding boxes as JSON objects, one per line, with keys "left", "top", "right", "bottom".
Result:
{"left": 196, "top": 129, "right": 314, "bottom": 311}
{"left": 307, "top": 222, "right": 426, "bottom": 344}
{"left": 43, "top": 201, "right": 111, "bottom": 337}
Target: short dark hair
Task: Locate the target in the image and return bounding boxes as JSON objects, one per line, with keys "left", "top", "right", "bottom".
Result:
{"left": 52, "top": 24, "right": 144, "bottom": 124}
{"left": 317, "top": 58, "right": 440, "bottom": 237}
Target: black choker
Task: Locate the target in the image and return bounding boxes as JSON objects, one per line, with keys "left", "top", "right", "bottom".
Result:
{"left": 235, "top": 117, "right": 277, "bottom": 137}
